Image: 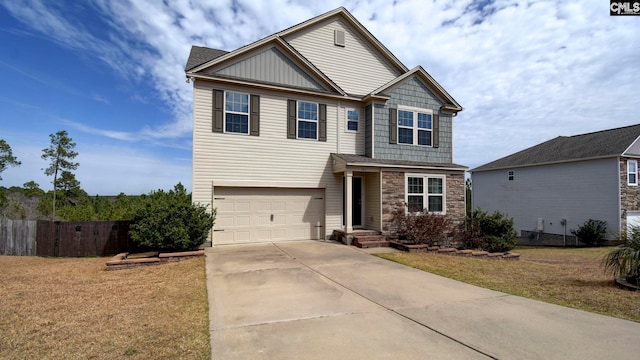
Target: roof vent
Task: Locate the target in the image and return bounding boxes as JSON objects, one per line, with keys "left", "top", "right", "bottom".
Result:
{"left": 334, "top": 30, "right": 345, "bottom": 47}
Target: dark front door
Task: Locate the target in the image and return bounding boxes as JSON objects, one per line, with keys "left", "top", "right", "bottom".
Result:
{"left": 352, "top": 177, "right": 362, "bottom": 227}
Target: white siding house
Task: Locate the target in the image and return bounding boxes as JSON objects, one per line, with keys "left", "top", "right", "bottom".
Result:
{"left": 186, "top": 7, "right": 466, "bottom": 245}
{"left": 471, "top": 124, "right": 640, "bottom": 245}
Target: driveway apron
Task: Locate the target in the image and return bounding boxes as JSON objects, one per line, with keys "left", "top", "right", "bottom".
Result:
{"left": 205, "top": 240, "right": 640, "bottom": 359}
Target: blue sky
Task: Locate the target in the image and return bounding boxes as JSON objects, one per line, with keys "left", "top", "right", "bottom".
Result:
{"left": 0, "top": 0, "right": 639, "bottom": 195}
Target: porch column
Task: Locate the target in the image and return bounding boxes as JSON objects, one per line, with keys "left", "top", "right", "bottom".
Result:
{"left": 345, "top": 170, "right": 353, "bottom": 233}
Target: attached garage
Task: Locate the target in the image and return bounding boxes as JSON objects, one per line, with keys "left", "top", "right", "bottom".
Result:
{"left": 213, "top": 187, "right": 325, "bottom": 244}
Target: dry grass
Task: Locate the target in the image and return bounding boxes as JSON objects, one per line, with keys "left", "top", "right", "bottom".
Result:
{"left": 376, "top": 246, "right": 640, "bottom": 322}
{"left": 0, "top": 256, "right": 210, "bottom": 360}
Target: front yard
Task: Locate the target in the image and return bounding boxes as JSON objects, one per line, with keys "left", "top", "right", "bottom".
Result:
{"left": 376, "top": 246, "right": 640, "bottom": 322}
{"left": 0, "top": 255, "right": 210, "bottom": 359}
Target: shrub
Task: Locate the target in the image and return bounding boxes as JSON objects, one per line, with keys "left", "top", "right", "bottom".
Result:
{"left": 392, "top": 208, "right": 455, "bottom": 246}
{"left": 603, "top": 226, "right": 640, "bottom": 286}
{"left": 571, "top": 219, "right": 607, "bottom": 246}
{"left": 468, "top": 209, "right": 518, "bottom": 252}
{"left": 129, "top": 183, "right": 215, "bottom": 252}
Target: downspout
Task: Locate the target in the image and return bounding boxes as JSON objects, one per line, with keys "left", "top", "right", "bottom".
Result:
{"left": 618, "top": 156, "right": 623, "bottom": 238}
{"left": 371, "top": 103, "right": 375, "bottom": 158}
{"left": 336, "top": 100, "right": 341, "bottom": 154}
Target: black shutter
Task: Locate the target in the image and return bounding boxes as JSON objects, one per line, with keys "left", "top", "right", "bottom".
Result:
{"left": 389, "top": 108, "right": 397, "bottom": 144}
{"left": 250, "top": 94, "right": 260, "bottom": 136}
{"left": 433, "top": 114, "right": 439, "bottom": 148}
{"left": 212, "top": 90, "right": 224, "bottom": 133}
{"left": 287, "top": 99, "right": 297, "bottom": 139}
{"left": 318, "top": 103, "right": 327, "bottom": 142}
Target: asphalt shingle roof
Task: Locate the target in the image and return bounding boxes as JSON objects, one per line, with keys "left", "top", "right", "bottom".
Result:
{"left": 472, "top": 124, "right": 640, "bottom": 172}
{"left": 332, "top": 153, "right": 467, "bottom": 170}
{"left": 185, "top": 46, "right": 228, "bottom": 71}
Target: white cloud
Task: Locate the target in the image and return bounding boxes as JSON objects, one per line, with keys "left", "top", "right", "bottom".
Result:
{"left": 3, "top": 0, "right": 640, "bottom": 174}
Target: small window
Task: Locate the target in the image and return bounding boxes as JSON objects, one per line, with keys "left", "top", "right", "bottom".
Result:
{"left": 224, "top": 91, "right": 249, "bottom": 134}
{"left": 406, "top": 174, "right": 445, "bottom": 214}
{"left": 628, "top": 160, "right": 638, "bottom": 186}
{"left": 508, "top": 170, "right": 515, "bottom": 181}
{"left": 297, "top": 101, "right": 318, "bottom": 139}
{"left": 346, "top": 108, "right": 359, "bottom": 131}
{"left": 397, "top": 107, "right": 433, "bottom": 146}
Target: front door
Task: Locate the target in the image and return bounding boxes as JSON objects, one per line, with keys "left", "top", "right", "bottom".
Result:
{"left": 352, "top": 177, "right": 363, "bottom": 227}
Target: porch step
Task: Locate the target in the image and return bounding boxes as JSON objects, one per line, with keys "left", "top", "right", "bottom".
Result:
{"left": 353, "top": 235, "right": 389, "bottom": 248}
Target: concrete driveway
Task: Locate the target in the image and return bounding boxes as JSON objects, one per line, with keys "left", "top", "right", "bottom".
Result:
{"left": 205, "top": 240, "right": 640, "bottom": 359}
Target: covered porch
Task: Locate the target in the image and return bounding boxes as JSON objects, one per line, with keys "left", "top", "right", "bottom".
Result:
{"left": 331, "top": 153, "right": 468, "bottom": 246}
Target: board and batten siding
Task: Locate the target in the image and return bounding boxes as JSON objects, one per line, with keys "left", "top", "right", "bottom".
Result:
{"left": 193, "top": 80, "right": 361, "bottom": 238}
{"left": 212, "top": 46, "right": 325, "bottom": 91}
{"left": 472, "top": 158, "right": 621, "bottom": 239}
{"left": 284, "top": 18, "right": 400, "bottom": 95}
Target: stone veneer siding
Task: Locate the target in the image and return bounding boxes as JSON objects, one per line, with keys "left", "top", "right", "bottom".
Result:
{"left": 620, "top": 157, "right": 640, "bottom": 231}
{"left": 381, "top": 170, "right": 466, "bottom": 237}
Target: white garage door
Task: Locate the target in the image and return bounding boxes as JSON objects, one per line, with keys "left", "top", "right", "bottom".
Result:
{"left": 627, "top": 211, "right": 640, "bottom": 237}
{"left": 213, "top": 187, "right": 325, "bottom": 244}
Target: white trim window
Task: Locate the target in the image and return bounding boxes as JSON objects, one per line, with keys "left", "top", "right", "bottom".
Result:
{"left": 297, "top": 101, "right": 318, "bottom": 139}
{"left": 398, "top": 107, "right": 432, "bottom": 146}
{"left": 224, "top": 91, "right": 249, "bottom": 134}
{"left": 406, "top": 174, "right": 445, "bottom": 213}
{"left": 346, "top": 108, "right": 359, "bottom": 131}
{"left": 508, "top": 170, "right": 515, "bottom": 181}
{"left": 628, "top": 160, "right": 638, "bottom": 186}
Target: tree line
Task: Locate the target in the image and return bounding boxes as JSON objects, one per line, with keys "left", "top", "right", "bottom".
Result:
{"left": 2, "top": 131, "right": 164, "bottom": 221}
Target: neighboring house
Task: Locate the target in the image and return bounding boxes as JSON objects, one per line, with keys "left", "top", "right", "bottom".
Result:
{"left": 470, "top": 124, "right": 640, "bottom": 245}
{"left": 185, "top": 7, "right": 466, "bottom": 245}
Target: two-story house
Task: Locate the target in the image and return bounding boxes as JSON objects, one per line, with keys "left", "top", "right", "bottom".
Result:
{"left": 471, "top": 124, "right": 640, "bottom": 246}
{"left": 185, "top": 7, "right": 466, "bottom": 245}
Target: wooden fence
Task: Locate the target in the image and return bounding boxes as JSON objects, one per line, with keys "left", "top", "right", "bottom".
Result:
{"left": 0, "top": 219, "right": 37, "bottom": 256}
{"left": 1, "top": 219, "right": 133, "bottom": 257}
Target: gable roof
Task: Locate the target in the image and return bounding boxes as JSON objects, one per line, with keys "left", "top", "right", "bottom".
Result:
{"left": 275, "top": 7, "right": 408, "bottom": 74}
{"left": 471, "top": 124, "right": 640, "bottom": 172}
{"left": 185, "top": 46, "right": 228, "bottom": 71}
{"left": 186, "top": 7, "right": 407, "bottom": 75}
{"left": 371, "top": 66, "right": 463, "bottom": 113}
{"left": 186, "top": 36, "right": 346, "bottom": 95}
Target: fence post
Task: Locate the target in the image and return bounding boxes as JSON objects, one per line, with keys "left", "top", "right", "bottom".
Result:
{"left": 54, "top": 221, "right": 60, "bottom": 257}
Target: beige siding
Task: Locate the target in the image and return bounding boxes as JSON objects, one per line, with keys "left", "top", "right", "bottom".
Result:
{"left": 284, "top": 18, "right": 399, "bottom": 95}
{"left": 364, "top": 172, "right": 381, "bottom": 231}
{"left": 337, "top": 103, "right": 365, "bottom": 155}
{"left": 192, "top": 80, "right": 343, "bottom": 239}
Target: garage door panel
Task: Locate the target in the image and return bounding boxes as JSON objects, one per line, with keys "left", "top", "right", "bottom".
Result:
{"left": 213, "top": 187, "right": 325, "bottom": 244}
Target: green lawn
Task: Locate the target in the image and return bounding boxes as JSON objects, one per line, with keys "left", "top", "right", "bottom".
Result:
{"left": 376, "top": 246, "right": 640, "bottom": 322}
